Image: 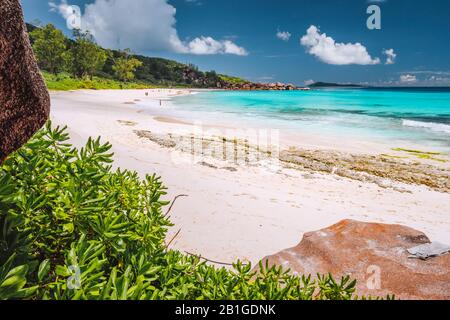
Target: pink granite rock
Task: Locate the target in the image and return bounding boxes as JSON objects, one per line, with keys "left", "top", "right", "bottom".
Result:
{"left": 0, "top": 0, "right": 50, "bottom": 162}
{"left": 259, "top": 220, "right": 450, "bottom": 300}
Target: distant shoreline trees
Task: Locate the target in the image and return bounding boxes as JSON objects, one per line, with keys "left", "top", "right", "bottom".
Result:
{"left": 30, "top": 25, "right": 147, "bottom": 83}
{"left": 30, "top": 24, "right": 69, "bottom": 75}
{"left": 30, "top": 24, "right": 109, "bottom": 80}
{"left": 28, "top": 23, "right": 248, "bottom": 88}
{"left": 70, "top": 30, "right": 108, "bottom": 79}
{"left": 112, "top": 49, "right": 143, "bottom": 82}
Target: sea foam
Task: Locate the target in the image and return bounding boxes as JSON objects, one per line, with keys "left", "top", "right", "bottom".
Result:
{"left": 402, "top": 120, "right": 450, "bottom": 133}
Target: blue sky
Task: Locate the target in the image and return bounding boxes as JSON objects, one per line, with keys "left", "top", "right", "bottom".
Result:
{"left": 21, "top": 0, "right": 450, "bottom": 86}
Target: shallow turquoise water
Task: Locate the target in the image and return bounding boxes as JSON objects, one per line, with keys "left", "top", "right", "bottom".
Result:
{"left": 171, "top": 88, "right": 450, "bottom": 153}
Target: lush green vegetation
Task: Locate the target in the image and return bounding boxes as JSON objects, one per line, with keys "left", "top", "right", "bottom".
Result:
{"left": 69, "top": 30, "right": 109, "bottom": 79}
{"left": 112, "top": 49, "right": 143, "bottom": 82}
{"left": 29, "top": 24, "right": 69, "bottom": 75}
{"left": 27, "top": 23, "right": 243, "bottom": 89}
{"left": 0, "top": 123, "right": 385, "bottom": 300}
{"left": 30, "top": 25, "right": 107, "bottom": 80}
{"left": 219, "top": 75, "right": 249, "bottom": 85}
{"left": 43, "top": 72, "right": 154, "bottom": 91}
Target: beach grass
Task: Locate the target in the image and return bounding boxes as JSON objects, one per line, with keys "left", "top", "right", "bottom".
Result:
{"left": 43, "top": 71, "right": 156, "bottom": 91}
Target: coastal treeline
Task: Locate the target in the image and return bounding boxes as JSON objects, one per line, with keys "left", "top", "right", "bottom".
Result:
{"left": 30, "top": 24, "right": 143, "bottom": 82}
{"left": 27, "top": 23, "right": 236, "bottom": 88}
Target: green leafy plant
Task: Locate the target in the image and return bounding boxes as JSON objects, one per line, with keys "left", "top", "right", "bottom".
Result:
{"left": 0, "top": 123, "right": 386, "bottom": 300}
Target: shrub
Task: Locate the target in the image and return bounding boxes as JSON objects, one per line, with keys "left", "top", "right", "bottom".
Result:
{"left": 0, "top": 123, "right": 382, "bottom": 300}
{"left": 42, "top": 72, "right": 153, "bottom": 91}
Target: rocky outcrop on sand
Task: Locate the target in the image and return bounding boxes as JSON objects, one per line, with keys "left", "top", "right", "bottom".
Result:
{"left": 0, "top": 0, "right": 50, "bottom": 163}
{"left": 181, "top": 67, "right": 302, "bottom": 90}
{"left": 280, "top": 148, "right": 450, "bottom": 193}
{"left": 181, "top": 66, "right": 300, "bottom": 90}
{"left": 259, "top": 220, "right": 450, "bottom": 300}
{"left": 134, "top": 130, "right": 449, "bottom": 193}
{"left": 134, "top": 130, "right": 276, "bottom": 165}
{"left": 222, "top": 82, "right": 299, "bottom": 91}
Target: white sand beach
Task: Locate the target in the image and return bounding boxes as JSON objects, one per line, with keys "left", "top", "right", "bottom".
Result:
{"left": 50, "top": 89, "right": 450, "bottom": 266}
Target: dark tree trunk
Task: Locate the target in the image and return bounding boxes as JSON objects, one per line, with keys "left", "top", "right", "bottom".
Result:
{"left": 0, "top": 0, "right": 50, "bottom": 163}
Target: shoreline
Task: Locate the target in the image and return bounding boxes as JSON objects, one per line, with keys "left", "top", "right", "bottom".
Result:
{"left": 50, "top": 89, "right": 450, "bottom": 265}
{"left": 150, "top": 90, "right": 450, "bottom": 157}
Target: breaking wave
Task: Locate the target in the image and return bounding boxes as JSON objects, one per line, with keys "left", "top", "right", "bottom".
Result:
{"left": 402, "top": 120, "right": 450, "bottom": 133}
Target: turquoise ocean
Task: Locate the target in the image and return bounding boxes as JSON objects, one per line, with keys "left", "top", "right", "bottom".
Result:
{"left": 170, "top": 88, "right": 450, "bottom": 153}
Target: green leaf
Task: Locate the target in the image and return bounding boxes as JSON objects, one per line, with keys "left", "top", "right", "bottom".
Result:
{"left": 38, "top": 260, "right": 51, "bottom": 282}
{"left": 63, "top": 223, "right": 74, "bottom": 233}
{"left": 55, "top": 265, "right": 70, "bottom": 277}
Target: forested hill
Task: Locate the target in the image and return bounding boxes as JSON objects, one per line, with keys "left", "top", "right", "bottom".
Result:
{"left": 25, "top": 23, "right": 248, "bottom": 88}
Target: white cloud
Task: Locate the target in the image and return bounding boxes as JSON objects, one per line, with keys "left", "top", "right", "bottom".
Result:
{"left": 222, "top": 40, "right": 248, "bottom": 56}
{"left": 276, "top": 31, "right": 291, "bottom": 42}
{"left": 49, "top": 1, "right": 72, "bottom": 19}
{"left": 400, "top": 74, "right": 417, "bottom": 83}
{"left": 383, "top": 48, "right": 396, "bottom": 65}
{"left": 49, "top": 0, "right": 247, "bottom": 56}
{"left": 401, "top": 70, "right": 450, "bottom": 76}
{"left": 186, "top": 37, "right": 248, "bottom": 55}
{"left": 300, "top": 25, "right": 380, "bottom": 65}
{"left": 304, "top": 79, "right": 315, "bottom": 86}
{"left": 427, "top": 76, "right": 450, "bottom": 84}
